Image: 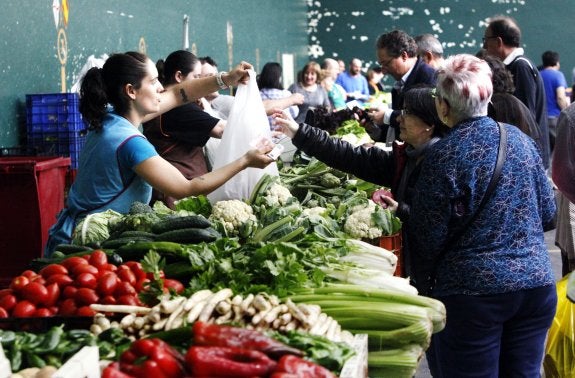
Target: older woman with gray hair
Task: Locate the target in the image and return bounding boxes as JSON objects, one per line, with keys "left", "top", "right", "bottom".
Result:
{"left": 408, "top": 54, "right": 556, "bottom": 377}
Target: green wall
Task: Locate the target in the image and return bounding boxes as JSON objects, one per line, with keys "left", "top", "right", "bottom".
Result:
{"left": 0, "top": 0, "right": 308, "bottom": 147}
{"left": 309, "top": 0, "right": 575, "bottom": 89}
{"left": 2, "top": 1, "right": 573, "bottom": 147}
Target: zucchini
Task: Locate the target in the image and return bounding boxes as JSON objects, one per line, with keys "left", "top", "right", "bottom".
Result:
{"left": 54, "top": 244, "right": 93, "bottom": 255}
{"left": 151, "top": 215, "right": 212, "bottom": 234}
{"left": 101, "top": 236, "right": 155, "bottom": 250}
{"left": 115, "top": 241, "right": 187, "bottom": 262}
{"left": 118, "top": 230, "right": 157, "bottom": 240}
{"left": 156, "top": 227, "right": 220, "bottom": 244}
{"left": 163, "top": 263, "right": 197, "bottom": 281}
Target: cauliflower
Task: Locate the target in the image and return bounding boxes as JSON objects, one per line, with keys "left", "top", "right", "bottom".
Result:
{"left": 263, "top": 183, "right": 294, "bottom": 207}
{"left": 301, "top": 206, "right": 329, "bottom": 217}
{"left": 208, "top": 199, "right": 257, "bottom": 237}
{"left": 344, "top": 201, "right": 384, "bottom": 240}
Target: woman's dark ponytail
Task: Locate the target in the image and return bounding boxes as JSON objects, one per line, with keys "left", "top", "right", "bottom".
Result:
{"left": 79, "top": 67, "right": 108, "bottom": 131}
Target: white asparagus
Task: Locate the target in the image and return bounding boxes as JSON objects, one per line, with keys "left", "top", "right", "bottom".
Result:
{"left": 240, "top": 293, "right": 254, "bottom": 312}
{"left": 215, "top": 300, "right": 231, "bottom": 315}
{"left": 309, "top": 313, "right": 328, "bottom": 334}
{"left": 152, "top": 317, "right": 169, "bottom": 331}
{"left": 120, "top": 314, "right": 137, "bottom": 328}
{"left": 231, "top": 294, "right": 243, "bottom": 307}
{"left": 252, "top": 294, "right": 272, "bottom": 312}
{"left": 160, "top": 296, "right": 186, "bottom": 314}
{"left": 263, "top": 304, "right": 287, "bottom": 324}
{"left": 90, "top": 304, "right": 151, "bottom": 314}
{"left": 187, "top": 300, "right": 208, "bottom": 323}
{"left": 184, "top": 290, "right": 214, "bottom": 311}
{"left": 198, "top": 288, "right": 233, "bottom": 322}
{"left": 165, "top": 302, "right": 187, "bottom": 330}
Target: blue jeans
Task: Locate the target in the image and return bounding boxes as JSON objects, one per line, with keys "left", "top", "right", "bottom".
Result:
{"left": 426, "top": 285, "right": 557, "bottom": 378}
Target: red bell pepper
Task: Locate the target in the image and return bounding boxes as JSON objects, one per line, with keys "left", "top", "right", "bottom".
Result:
{"left": 102, "top": 362, "right": 136, "bottom": 378}
{"left": 118, "top": 338, "right": 185, "bottom": 378}
{"left": 275, "top": 355, "right": 337, "bottom": 378}
{"left": 192, "top": 321, "right": 303, "bottom": 359}
{"left": 186, "top": 345, "right": 277, "bottom": 377}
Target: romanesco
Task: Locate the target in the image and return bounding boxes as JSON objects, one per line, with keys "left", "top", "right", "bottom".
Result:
{"left": 208, "top": 199, "right": 258, "bottom": 237}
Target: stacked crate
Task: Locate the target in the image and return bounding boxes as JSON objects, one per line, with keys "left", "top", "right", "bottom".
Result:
{"left": 26, "top": 93, "right": 86, "bottom": 170}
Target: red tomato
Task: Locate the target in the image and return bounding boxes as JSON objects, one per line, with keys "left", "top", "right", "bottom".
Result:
{"left": 134, "top": 278, "right": 151, "bottom": 292}
{"left": 114, "top": 282, "right": 136, "bottom": 297}
{"left": 71, "top": 264, "right": 99, "bottom": 277}
{"left": 146, "top": 271, "right": 165, "bottom": 280}
{"left": 31, "top": 276, "right": 46, "bottom": 285}
{"left": 75, "top": 288, "right": 99, "bottom": 306}
{"left": 100, "top": 263, "right": 118, "bottom": 272}
{"left": 0, "top": 294, "right": 17, "bottom": 311}
{"left": 0, "top": 289, "right": 13, "bottom": 299}
{"left": 21, "top": 270, "right": 39, "bottom": 279}
{"left": 117, "top": 266, "right": 136, "bottom": 286}
{"left": 12, "top": 300, "right": 36, "bottom": 318}
{"left": 101, "top": 295, "right": 117, "bottom": 305}
{"left": 43, "top": 283, "right": 60, "bottom": 307}
{"left": 76, "top": 306, "right": 96, "bottom": 317}
{"left": 61, "top": 256, "right": 89, "bottom": 271}
{"left": 62, "top": 285, "right": 78, "bottom": 299}
{"left": 46, "top": 273, "right": 74, "bottom": 288}
{"left": 163, "top": 279, "right": 185, "bottom": 294}
{"left": 39, "top": 264, "right": 68, "bottom": 278}
{"left": 33, "top": 308, "right": 53, "bottom": 317}
{"left": 97, "top": 272, "right": 119, "bottom": 296}
{"left": 58, "top": 298, "right": 77, "bottom": 316}
{"left": 88, "top": 250, "right": 108, "bottom": 268}
{"left": 75, "top": 272, "right": 98, "bottom": 289}
{"left": 124, "top": 261, "right": 147, "bottom": 281}
{"left": 20, "top": 282, "right": 48, "bottom": 306}
{"left": 0, "top": 307, "right": 8, "bottom": 318}
{"left": 117, "top": 295, "right": 139, "bottom": 306}
{"left": 9, "top": 276, "right": 30, "bottom": 293}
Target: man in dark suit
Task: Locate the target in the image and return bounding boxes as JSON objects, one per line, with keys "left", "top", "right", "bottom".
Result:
{"left": 367, "top": 30, "right": 437, "bottom": 143}
{"left": 483, "top": 16, "right": 550, "bottom": 169}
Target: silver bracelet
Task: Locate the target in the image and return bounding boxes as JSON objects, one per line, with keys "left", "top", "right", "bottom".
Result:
{"left": 216, "top": 71, "right": 229, "bottom": 89}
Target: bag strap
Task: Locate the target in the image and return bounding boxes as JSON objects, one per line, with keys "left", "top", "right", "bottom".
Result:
{"left": 426, "top": 122, "right": 507, "bottom": 292}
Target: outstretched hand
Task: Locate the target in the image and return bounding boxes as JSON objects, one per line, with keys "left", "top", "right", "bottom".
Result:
{"left": 271, "top": 109, "right": 300, "bottom": 138}
{"left": 244, "top": 139, "right": 275, "bottom": 169}
{"left": 227, "top": 62, "right": 254, "bottom": 86}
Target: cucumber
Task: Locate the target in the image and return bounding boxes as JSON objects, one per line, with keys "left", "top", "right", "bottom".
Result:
{"left": 151, "top": 215, "right": 212, "bottom": 234}
{"left": 115, "top": 241, "right": 187, "bottom": 262}
{"left": 156, "top": 227, "right": 220, "bottom": 244}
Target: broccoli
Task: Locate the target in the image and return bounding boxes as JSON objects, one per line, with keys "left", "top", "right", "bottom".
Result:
{"left": 129, "top": 201, "right": 154, "bottom": 214}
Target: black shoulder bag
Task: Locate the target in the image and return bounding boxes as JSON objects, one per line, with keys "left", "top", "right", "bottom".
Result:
{"left": 419, "top": 122, "right": 508, "bottom": 296}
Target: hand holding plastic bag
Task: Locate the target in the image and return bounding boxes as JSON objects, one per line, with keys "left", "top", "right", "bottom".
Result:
{"left": 544, "top": 273, "right": 575, "bottom": 377}
{"left": 208, "top": 70, "right": 279, "bottom": 203}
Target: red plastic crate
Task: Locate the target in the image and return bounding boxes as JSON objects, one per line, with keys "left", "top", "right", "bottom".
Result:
{"left": 0, "top": 156, "right": 70, "bottom": 287}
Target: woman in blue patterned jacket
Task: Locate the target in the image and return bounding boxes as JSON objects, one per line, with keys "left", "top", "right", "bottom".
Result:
{"left": 409, "top": 54, "right": 557, "bottom": 377}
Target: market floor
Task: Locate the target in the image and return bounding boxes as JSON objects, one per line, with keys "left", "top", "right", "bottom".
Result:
{"left": 413, "top": 229, "right": 562, "bottom": 378}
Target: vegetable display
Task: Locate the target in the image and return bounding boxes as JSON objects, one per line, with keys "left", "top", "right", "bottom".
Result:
{"left": 0, "top": 148, "right": 446, "bottom": 377}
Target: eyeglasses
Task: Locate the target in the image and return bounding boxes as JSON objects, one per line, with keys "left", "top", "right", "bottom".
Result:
{"left": 378, "top": 56, "right": 396, "bottom": 67}
{"left": 400, "top": 109, "right": 414, "bottom": 117}
{"left": 482, "top": 35, "right": 498, "bottom": 43}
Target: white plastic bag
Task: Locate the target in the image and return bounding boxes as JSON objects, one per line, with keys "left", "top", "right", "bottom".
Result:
{"left": 207, "top": 70, "right": 279, "bottom": 202}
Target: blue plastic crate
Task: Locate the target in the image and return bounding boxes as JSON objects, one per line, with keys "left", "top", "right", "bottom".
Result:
{"left": 28, "top": 130, "right": 85, "bottom": 170}
{"left": 26, "top": 93, "right": 86, "bottom": 133}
